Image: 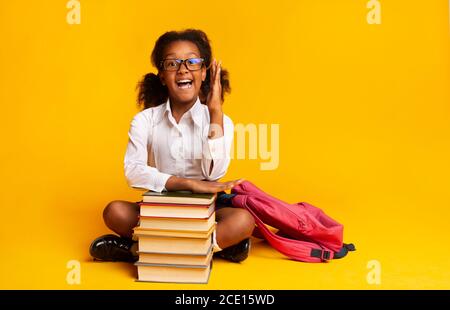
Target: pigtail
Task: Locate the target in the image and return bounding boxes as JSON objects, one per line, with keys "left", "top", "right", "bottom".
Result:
{"left": 136, "top": 73, "right": 168, "bottom": 109}
{"left": 219, "top": 69, "right": 231, "bottom": 101}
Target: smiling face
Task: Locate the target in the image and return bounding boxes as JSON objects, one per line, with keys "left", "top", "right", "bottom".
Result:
{"left": 159, "top": 40, "right": 207, "bottom": 106}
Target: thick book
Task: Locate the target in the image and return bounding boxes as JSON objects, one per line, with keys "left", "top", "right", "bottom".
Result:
{"left": 142, "top": 191, "right": 216, "bottom": 205}
{"left": 138, "top": 212, "right": 216, "bottom": 232}
{"left": 137, "top": 235, "right": 212, "bottom": 255}
{"left": 137, "top": 248, "right": 213, "bottom": 266}
{"left": 138, "top": 201, "right": 215, "bottom": 219}
{"left": 135, "top": 261, "right": 212, "bottom": 284}
{"left": 133, "top": 224, "right": 215, "bottom": 239}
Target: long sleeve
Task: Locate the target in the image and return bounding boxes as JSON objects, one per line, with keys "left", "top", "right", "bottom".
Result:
{"left": 201, "top": 114, "right": 234, "bottom": 181}
{"left": 124, "top": 111, "right": 172, "bottom": 192}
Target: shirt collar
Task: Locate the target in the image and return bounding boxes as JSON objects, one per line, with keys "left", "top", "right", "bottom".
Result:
{"left": 155, "top": 97, "right": 203, "bottom": 127}
{"left": 189, "top": 97, "right": 203, "bottom": 127}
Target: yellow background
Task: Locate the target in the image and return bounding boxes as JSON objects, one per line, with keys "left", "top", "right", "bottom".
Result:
{"left": 1, "top": 0, "right": 449, "bottom": 289}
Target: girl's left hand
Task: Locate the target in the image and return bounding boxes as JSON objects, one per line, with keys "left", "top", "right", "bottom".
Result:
{"left": 206, "top": 59, "right": 223, "bottom": 112}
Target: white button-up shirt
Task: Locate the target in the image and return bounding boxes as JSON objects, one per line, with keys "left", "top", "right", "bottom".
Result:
{"left": 124, "top": 97, "right": 234, "bottom": 192}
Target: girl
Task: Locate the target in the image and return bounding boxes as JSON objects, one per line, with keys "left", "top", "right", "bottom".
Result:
{"left": 89, "top": 29, "right": 255, "bottom": 263}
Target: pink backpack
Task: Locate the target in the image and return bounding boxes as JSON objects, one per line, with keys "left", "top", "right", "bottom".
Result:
{"left": 225, "top": 181, "right": 355, "bottom": 262}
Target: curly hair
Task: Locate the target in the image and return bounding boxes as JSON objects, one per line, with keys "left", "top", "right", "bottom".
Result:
{"left": 136, "top": 29, "right": 231, "bottom": 109}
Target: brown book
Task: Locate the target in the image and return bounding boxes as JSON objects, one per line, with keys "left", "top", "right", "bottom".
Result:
{"left": 139, "top": 202, "right": 215, "bottom": 219}
{"left": 138, "top": 212, "right": 215, "bottom": 232}
{"left": 137, "top": 248, "right": 213, "bottom": 266}
{"left": 138, "top": 235, "right": 212, "bottom": 255}
{"left": 133, "top": 224, "right": 215, "bottom": 239}
{"left": 135, "top": 261, "right": 212, "bottom": 284}
{"left": 142, "top": 191, "right": 216, "bottom": 205}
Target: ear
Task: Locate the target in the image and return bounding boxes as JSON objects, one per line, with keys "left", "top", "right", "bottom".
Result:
{"left": 201, "top": 66, "right": 207, "bottom": 82}
{"left": 159, "top": 73, "right": 166, "bottom": 86}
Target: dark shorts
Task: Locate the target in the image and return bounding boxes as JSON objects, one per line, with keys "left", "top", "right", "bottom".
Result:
{"left": 215, "top": 191, "right": 236, "bottom": 211}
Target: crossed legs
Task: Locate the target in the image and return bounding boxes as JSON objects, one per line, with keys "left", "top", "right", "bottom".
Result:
{"left": 102, "top": 200, "right": 255, "bottom": 249}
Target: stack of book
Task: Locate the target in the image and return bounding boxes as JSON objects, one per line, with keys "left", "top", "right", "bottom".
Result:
{"left": 133, "top": 191, "right": 217, "bottom": 284}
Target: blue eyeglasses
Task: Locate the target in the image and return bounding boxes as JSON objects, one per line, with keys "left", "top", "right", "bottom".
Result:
{"left": 160, "top": 58, "right": 206, "bottom": 71}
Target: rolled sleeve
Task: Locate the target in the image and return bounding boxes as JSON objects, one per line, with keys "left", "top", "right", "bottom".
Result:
{"left": 201, "top": 115, "right": 234, "bottom": 181}
{"left": 124, "top": 111, "right": 172, "bottom": 192}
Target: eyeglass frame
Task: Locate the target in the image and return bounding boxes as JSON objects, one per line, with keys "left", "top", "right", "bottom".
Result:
{"left": 159, "top": 57, "right": 211, "bottom": 71}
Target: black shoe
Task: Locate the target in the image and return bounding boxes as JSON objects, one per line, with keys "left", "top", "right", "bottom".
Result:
{"left": 89, "top": 234, "right": 138, "bottom": 262}
{"left": 215, "top": 238, "right": 251, "bottom": 263}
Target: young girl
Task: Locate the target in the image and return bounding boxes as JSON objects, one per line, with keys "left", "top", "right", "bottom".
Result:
{"left": 89, "top": 29, "right": 255, "bottom": 263}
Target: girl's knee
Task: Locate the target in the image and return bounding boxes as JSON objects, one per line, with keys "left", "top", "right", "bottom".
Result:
{"left": 102, "top": 200, "right": 138, "bottom": 237}
{"left": 235, "top": 209, "right": 255, "bottom": 237}
{"left": 103, "top": 200, "right": 128, "bottom": 227}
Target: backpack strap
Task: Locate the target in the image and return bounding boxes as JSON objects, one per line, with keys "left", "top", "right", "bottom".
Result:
{"left": 310, "top": 248, "right": 332, "bottom": 260}
{"left": 332, "top": 243, "right": 356, "bottom": 259}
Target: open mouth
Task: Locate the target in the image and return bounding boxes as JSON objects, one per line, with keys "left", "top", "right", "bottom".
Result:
{"left": 176, "top": 79, "right": 193, "bottom": 89}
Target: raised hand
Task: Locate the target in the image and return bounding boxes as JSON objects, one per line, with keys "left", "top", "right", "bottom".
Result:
{"left": 205, "top": 59, "right": 223, "bottom": 113}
